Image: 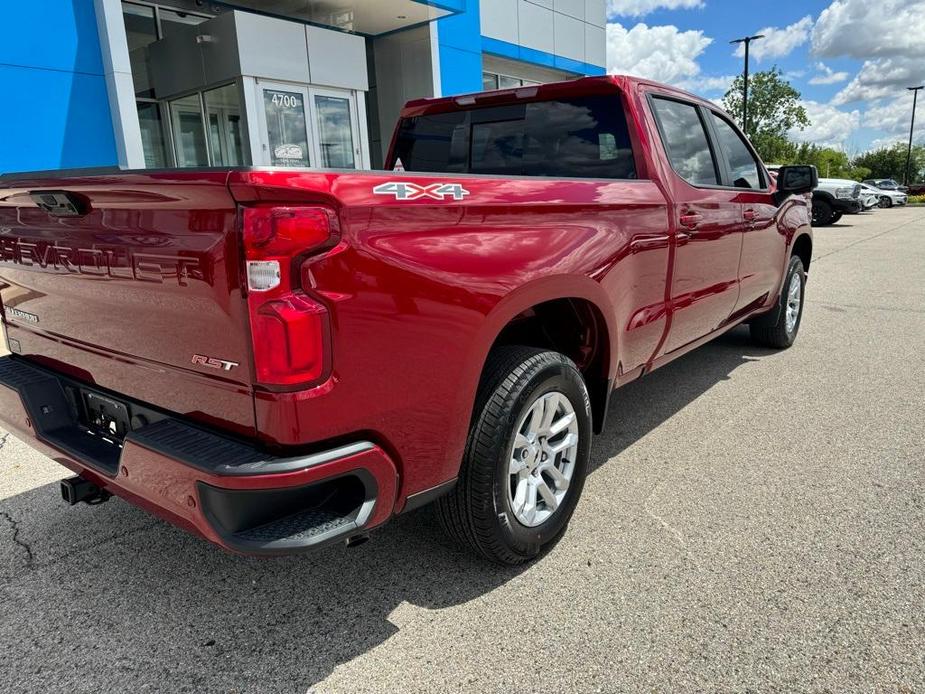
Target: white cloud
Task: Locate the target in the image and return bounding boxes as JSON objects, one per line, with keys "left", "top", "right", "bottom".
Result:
{"left": 678, "top": 74, "right": 736, "bottom": 96}
{"left": 866, "top": 136, "right": 907, "bottom": 151}
{"left": 733, "top": 16, "right": 813, "bottom": 62}
{"left": 812, "top": 0, "right": 925, "bottom": 59}
{"left": 789, "top": 101, "right": 860, "bottom": 148}
{"left": 809, "top": 62, "right": 850, "bottom": 85}
{"left": 864, "top": 96, "right": 924, "bottom": 140}
{"left": 833, "top": 58, "right": 925, "bottom": 105}
{"left": 607, "top": 22, "right": 712, "bottom": 85}
{"left": 607, "top": 0, "right": 703, "bottom": 17}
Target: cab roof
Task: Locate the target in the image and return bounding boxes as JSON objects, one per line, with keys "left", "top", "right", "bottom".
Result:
{"left": 399, "top": 74, "right": 719, "bottom": 118}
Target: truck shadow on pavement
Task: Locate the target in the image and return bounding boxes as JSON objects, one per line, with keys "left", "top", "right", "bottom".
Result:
{"left": 0, "top": 327, "right": 779, "bottom": 693}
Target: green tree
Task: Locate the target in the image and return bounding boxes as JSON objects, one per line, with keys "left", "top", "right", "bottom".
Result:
{"left": 722, "top": 67, "right": 810, "bottom": 162}
{"left": 853, "top": 144, "right": 925, "bottom": 183}
{"left": 785, "top": 144, "right": 870, "bottom": 180}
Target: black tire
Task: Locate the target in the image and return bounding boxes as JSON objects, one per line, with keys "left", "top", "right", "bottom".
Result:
{"left": 879, "top": 196, "right": 892, "bottom": 209}
{"left": 831, "top": 211, "right": 843, "bottom": 224}
{"left": 750, "top": 255, "right": 806, "bottom": 349}
{"left": 812, "top": 199, "right": 834, "bottom": 226}
{"left": 436, "top": 347, "right": 592, "bottom": 565}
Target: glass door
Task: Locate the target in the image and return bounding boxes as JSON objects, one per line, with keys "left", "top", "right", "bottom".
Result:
{"left": 257, "top": 81, "right": 312, "bottom": 167}
{"left": 169, "top": 94, "right": 209, "bottom": 167}
{"left": 309, "top": 87, "right": 360, "bottom": 170}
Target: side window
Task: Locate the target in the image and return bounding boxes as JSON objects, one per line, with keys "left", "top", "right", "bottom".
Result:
{"left": 709, "top": 112, "right": 764, "bottom": 189}
{"left": 651, "top": 97, "right": 718, "bottom": 186}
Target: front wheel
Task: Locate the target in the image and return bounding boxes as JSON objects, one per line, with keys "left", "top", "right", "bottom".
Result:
{"left": 436, "top": 347, "right": 592, "bottom": 564}
{"left": 750, "top": 255, "right": 806, "bottom": 349}
{"left": 879, "top": 196, "right": 893, "bottom": 209}
{"left": 812, "top": 199, "right": 834, "bottom": 226}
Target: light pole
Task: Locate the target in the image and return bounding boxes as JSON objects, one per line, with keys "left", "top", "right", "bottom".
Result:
{"left": 730, "top": 34, "right": 764, "bottom": 136}
{"left": 904, "top": 85, "right": 923, "bottom": 186}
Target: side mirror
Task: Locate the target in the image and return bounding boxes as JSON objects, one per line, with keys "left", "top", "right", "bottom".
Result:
{"left": 777, "top": 165, "right": 818, "bottom": 195}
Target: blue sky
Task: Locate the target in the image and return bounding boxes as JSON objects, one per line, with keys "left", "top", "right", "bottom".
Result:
{"left": 605, "top": 0, "right": 925, "bottom": 152}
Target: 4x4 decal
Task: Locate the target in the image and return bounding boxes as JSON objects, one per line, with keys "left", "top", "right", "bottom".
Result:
{"left": 373, "top": 181, "right": 470, "bottom": 201}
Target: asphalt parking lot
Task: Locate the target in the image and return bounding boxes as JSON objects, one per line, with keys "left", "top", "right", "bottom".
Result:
{"left": 1, "top": 206, "right": 923, "bottom": 693}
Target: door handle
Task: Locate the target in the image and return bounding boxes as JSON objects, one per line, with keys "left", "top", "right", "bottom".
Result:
{"left": 743, "top": 209, "right": 758, "bottom": 222}
{"left": 679, "top": 212, "right": 703, "bottom": 230}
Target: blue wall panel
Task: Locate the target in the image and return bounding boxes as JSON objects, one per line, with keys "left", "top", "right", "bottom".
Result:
{"left": 0, "top": 1, "right": 117, "bottom": 173}
{"left": 436, "top": 0, "right": 606, "bottom": 97}
{"left": 435, "top": 0, "right": 483, "bottom": 96}
{"left": 481, "top": 36, "right": 606, "bottom": 77}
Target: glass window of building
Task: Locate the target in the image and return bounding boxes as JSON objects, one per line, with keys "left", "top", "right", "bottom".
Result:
{"left": 121, "top": 1, "right": 213, "bottom": 168}
{"left": 315, "top": 95, "right": 356, "bottom": 169}
{"left": 482, "top": 71, "right": 543, "bottom": 92}
{"left": 123, "top": 3, "right": 158, "bottom": 98}
{"left": 170, "top": 94, "right": 209, "bottom": 167}
{"left": 204, "top": 85, "right": 244, "bottom": 166}
{"left": 264, "top": 89, "right": 311, "bottom": 167}
{"left": 137, "top": 102, "right": 168, "bottom": 168}
{"left": 159, "top": 8, "right": 206, "bottom": 39}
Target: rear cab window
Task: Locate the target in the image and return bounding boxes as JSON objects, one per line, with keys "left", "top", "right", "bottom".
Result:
{"left": 391, "top": 94, "right": 637, "bottom": 180}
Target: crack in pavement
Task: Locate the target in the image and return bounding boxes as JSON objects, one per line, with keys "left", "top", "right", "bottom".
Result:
{"left": 806, "top": 300, "right": 925, "bottom": 315}
{"left": 642, "top": 481, "right": 686, "bottom": 547}
{"left": 0, "top": 432, "right": 10, "bottom": 451}
{"left": 0, "top": 510, "right": 34, "bottom": 568}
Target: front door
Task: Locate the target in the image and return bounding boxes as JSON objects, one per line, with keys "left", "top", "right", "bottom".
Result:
{"left": 309, "top": 87, "right": 360, "bottom": 169}
{"left": 648, "top": 95, "right": 743, "bottom": 355}
{"left": 257, "top": 82, "right": 313, "bottom": 167}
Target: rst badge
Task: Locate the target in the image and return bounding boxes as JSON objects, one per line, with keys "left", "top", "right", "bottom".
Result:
{"left": 191, "top": 354, "right": 240, "bottom": 372}
{"left": 7, "top": 307, "right": 39, "bottom": 324}
{"left": 373, "top": 181, "right": 470, "bottom": 201}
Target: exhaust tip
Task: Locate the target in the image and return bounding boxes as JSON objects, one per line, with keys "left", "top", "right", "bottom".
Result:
{"left": 345, "top": 533, "right": 370, "bottom": 548}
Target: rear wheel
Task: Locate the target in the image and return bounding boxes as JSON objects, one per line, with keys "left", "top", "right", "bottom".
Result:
{"left": 436, "top": 347, "right": 592, "bottom": 564}
{"left": 812, "top": 199, "right": 834, "bottom": 226}
{"left": 750, "top": 255, "right": 806, "bottom": 349}
{"left": 831, "top": 211, "right": 843, "bottom": 224}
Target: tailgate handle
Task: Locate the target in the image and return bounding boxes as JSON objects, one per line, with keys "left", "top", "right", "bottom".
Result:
{"left": 30, "top": 190, "right": 91, "bottom": 218}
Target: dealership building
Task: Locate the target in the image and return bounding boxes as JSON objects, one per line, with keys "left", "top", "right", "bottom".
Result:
{"left": 1, "top": 1, "right": 606, "bottom": 174}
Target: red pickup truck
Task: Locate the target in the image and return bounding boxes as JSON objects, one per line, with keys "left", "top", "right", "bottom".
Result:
{"left": 0, "top": 76, "right": 815, "bottom": 564}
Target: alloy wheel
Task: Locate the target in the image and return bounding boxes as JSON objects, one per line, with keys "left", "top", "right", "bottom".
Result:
{"left": 508, "top": 391, "right": 579, "bottom": 527}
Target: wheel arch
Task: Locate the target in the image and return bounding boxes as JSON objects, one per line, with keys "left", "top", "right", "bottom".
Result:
{"left": 791, "top": 233, "right": 812, "bottom": 274}
{"left": 468, "top": 276, "right": 618, "bottom": 434}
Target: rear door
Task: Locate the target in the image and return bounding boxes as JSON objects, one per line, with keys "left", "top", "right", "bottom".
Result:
{"left": 704, "top": 110, "right": 783, "bottom": 315}
{"left": 0, "top": 170, "right": 256, "bottom": 436}
{"left": 648, "top": 95, "right": 743, "bottom": 354}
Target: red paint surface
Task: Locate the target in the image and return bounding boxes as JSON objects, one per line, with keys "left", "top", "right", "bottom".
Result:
{"left": 0, "top": 76, "right": 811, "bottom": 537}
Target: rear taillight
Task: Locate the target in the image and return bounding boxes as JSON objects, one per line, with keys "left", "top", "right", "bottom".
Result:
{"left": 242, "top": 206, "right": 337, "bottom": 387}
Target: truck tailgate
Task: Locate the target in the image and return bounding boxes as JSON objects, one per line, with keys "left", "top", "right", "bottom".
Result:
{"left": 0, "top": 171, "right": 256, "bottom": 437}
